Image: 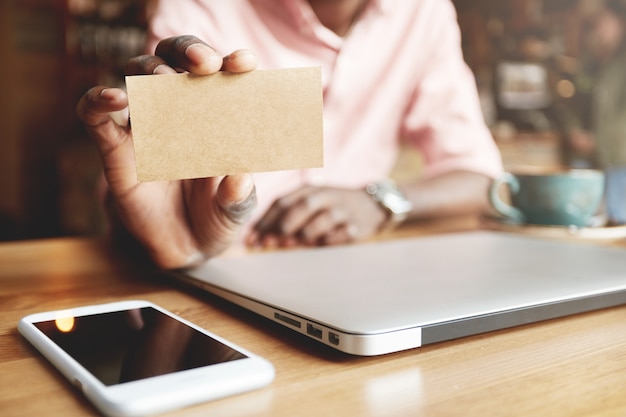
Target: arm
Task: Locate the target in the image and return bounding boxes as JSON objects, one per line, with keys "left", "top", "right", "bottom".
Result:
{"left": 247, "top": 2, "right": 501, "bottom": 248}
{"left": 402, "top": 170, "right": 493, "bottom": 219}
{"left": 246, "top": 171, "right": 492, "bottom": 249}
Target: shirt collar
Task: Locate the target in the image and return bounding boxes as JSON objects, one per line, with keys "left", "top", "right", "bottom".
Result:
{"left": 282, "top": 0, "right": 391, "bottom": 26}
{"left": 278, "top": 0, "right": 390, "bottom": 48}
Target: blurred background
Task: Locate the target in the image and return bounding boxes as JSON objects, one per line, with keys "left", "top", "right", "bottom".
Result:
{"left": 0, "top": 0, "right": 621, "bottom": 241}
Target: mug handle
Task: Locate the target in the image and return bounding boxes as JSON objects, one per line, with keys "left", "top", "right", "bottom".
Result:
{"left": 488, "top": 173, "right": 526, "bottom": 223}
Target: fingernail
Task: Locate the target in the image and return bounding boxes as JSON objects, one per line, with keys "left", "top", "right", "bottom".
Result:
{"left": 153, "top": 64, "right": 177, "bottom": 75}
{"left": 185, "top": 44, "right": 222, "bottom": 72}
{"left": 235, "top": 174, "right": 255, "bottom": 204}
{"left": 99, "top": 88, "right": 120, "bottom": 101}
{"left": 223, "top": 49, "right": 257, "bottom": 63}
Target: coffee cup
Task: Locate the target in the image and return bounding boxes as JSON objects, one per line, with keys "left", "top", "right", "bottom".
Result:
{"left": 488, "top": 169, "right": 605, "bottom": 227}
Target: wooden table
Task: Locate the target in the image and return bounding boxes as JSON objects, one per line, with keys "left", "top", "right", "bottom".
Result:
{"left": 2, "top": 217, "right": 626, "bottom": 417}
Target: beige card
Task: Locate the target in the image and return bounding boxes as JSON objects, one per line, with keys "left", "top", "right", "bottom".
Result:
{"left": 125, "top": 67, "right": 324, "bottom": 182}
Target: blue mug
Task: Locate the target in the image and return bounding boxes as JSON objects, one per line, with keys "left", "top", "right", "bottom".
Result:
{"left": 489, "top": 169, "right": 605, "bottom": 227}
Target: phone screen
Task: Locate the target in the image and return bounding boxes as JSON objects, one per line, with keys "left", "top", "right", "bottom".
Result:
{"left": 33, "top": 307, "right": 247, "bottom": 386}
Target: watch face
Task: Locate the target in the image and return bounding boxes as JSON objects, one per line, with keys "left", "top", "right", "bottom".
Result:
{"left": 382, "top": 192, "right": 412, "bottom": 216}
{"left": 368, "top": 181, "right": 412, "bottom": 222}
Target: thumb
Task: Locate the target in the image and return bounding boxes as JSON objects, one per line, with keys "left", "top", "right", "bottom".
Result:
{"left": 216, "top": 174, "right": 257, "bottom": 224}
{"left": 186, "top": 174, "right": 257, "bottom": 261}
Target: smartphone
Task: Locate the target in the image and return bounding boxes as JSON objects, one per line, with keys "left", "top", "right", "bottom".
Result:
{"left": 18, "top": 300, "right": 275, "bottom": 417}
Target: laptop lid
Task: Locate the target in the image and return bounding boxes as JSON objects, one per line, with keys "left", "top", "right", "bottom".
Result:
{"left": 175, "top": 231, "right": 626, "bottom": 356}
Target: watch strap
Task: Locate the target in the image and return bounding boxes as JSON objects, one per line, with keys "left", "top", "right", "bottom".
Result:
{"left": 365, "top": 179, "right": 413, "bottom": 231}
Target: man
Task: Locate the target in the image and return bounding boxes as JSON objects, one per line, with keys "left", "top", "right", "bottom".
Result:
{"left": 77, "top": 0, "right": 503, "bottom": 269}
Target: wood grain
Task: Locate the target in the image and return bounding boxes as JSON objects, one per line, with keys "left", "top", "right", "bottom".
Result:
{"left": 1, "top": 218, "right": 626, "bottom": 417}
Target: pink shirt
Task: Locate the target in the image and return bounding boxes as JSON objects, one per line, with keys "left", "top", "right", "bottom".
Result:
{"left": 147, "top": 0, "right": 503, "bottom": 228}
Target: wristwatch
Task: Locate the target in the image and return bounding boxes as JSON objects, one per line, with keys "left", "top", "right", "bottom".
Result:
{"left": 365, "top": 179, "right": 413, "bottom": 230}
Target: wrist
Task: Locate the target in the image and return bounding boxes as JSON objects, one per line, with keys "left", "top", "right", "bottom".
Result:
{"left": 365, "top": 179, "right": 413, "bottom": 231}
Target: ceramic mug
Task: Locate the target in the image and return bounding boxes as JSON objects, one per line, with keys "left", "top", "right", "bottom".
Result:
{"left": 488, "top": 169, "right": 605, "bottom": 227}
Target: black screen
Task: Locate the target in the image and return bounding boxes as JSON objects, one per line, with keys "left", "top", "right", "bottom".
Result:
{"left": 34, "top": 307, "right": 247, "bottom": 386}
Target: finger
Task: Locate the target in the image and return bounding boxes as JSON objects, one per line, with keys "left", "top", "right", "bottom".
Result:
{"left": 221, "top": 49, "right": 258, "bottom": 73}
{"left": 300, "top": 208, "right": 348, "bottom": 244}
{"left": 253, "top": 186, "right": 317, "bottom": 235}
{"left": 278, "top": 235, "right": 301, "bottom": 248}
{"left": 76, "top": 87, "right": 129, "bottom": 156}
{"left": 245, "top": 229, "right": 261, "bottom": 247}
{"left": 322, "top": 223, "right": 360, "bottom": 246}
{"left": 76, "top": 87, "right": 138, "bottom": 195}
{"left": 77, "top": 86, "right": 128, "bottom": 128}
{"left": 252, "top": 200, "right": 286, "bottom": 236}
{"left": 280, "top": 191, "right": 330, "bottom": 235}
{"left": 260, "top": 234, "right": 281, "bottom": 249}
{"left": 125, "top": 55, "right": 177, "bottom": 76}
{"left": 182, "top": 175, "right": 256, "bottom": 260}
{"left": 155, "top": 35, "right": 223, "bottom": 75}
{"left": 216, "top": 174, "right": 257, "bottom": 225}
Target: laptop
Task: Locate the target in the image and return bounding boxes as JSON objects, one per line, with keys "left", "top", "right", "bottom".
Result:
{"left": 175, "top": 231, "right": 626, "bottom": 356}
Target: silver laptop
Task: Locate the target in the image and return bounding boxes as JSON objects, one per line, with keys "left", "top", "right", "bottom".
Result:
{"left": 175, "top": 231, "right": 626, "bottom": 356}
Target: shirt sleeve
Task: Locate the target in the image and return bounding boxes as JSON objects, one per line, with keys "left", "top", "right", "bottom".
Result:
{"left": 401, "top": 1, "right": 503, "bottom": 180}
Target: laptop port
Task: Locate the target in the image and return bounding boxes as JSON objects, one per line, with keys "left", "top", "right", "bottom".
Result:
{"left": 306, "top": 323, "right": 323, "bottom": 339}
{"left": 328, "top": 332, "right": 340, "bottom": 345}
{"left": 274, "top": 312, "right": 301, "bottom": 328}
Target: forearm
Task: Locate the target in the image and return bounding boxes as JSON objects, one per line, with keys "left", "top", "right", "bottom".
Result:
{"left": 400, "top": 171, "right": 494, "bottom": 220}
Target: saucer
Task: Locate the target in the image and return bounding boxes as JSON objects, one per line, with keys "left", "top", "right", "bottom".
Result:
{"left": 480, "top": 216, "right": 626, "bottom": 241}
